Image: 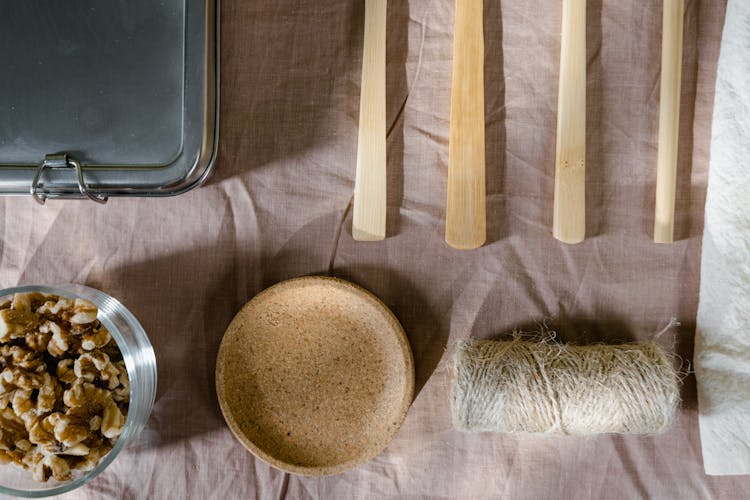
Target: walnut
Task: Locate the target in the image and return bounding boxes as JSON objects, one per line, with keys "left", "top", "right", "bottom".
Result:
{"left": 61, "top": 381, "right": 86, "bottom": 409}
{"left": 56, "top": 359, "right": 77, "bottom": 385}
{"left": 36, "top": 297, "right": 73, "bottom": 318}
{"left": 11, "top": 389, "right": 33, "bottom": 420}
{"left": 0, "top": 292, "right": 130, "bottom": 483}
{"left": 26, "top": 450, "right": 45, "bottom": 481}
{"left": 37, "top": 373, "right": 61, "bottom": 414}
{"left": 32, "top": 453, "right": 71, "bottom": 482}
{"left": 0, "top": 408, "right": 26, "bottom": 450}
{"left": 69, "top": 299, "right": 98, "bottom": 326}
{"left": 101, "top": 401, "right": 125, "bottom": 439}
{"left": 72, "top": 355, "right": 97, "bottom": 384}
{"left": 47, "top": 454, "right": 72, "bottom": 481}
{"left": 63, "top": 380, "right": 112, "bottom": 411}
{"left": 0, "top": 293, "right": 52, "bottom": 343}
{"left": 42, "top": 321, "right": 72, "bottom": 357}
{"left": 112, "top": 362, "right": 130, "bottom": 403}
{"left": 63, "top": 404, "right": 91, "bottom": 422}
{"left": 1, "top": 367, "right": 45, "bottom": 391}
{"left": 11, "top": 293, "right": 46, "bottom": 312}
{"left": 72, "top": 439, "right": 110, "bottom": 472}
{"left": 0, "top": 345, "right": 12, "bottom": 367}
{"left": 81, "top": 325, "right": 111, "bottom": 351}
{"left": 3, "top": 449, "right": 26, "bottom": 467}
{"left": 11, "top": 375, "right": 59, "bottom": 428}
{"left": 0, "top": 309, "right": 38, "bottom": 342}
{"left": 2, "top": 345, "right": 46, "bottom": 373}
{"left": 46, "top": 412, "right": 89, "bottom": 448}
{"left": 0, "top": 407, "right": 25, "bottom": 426}
{"left": 60, "top": 443, "right": 89, "bottom": 456}
{"left": 101, "top": 365, "right": 121, "bottom": 391}
{"left": 25, "top": 330, "right": 53, "bottom": 353}
{"left": 28, "top": 417, "right": 56, "bottom": 449}
{"left": 74, "top": 352, "right": 120, "bottom": 389}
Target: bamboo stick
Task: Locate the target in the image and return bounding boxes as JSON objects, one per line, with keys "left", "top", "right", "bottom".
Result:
{"left": 654, "top": 0, "right": 685, "bottom": 244}
{"left": 553, "top": 0, "right": 587, "bottom": 244}
{"left": 353, "top": 0, "right": 388, "bottom": 241}
{"left": 446, "top": 0, "right": 486, "bottom": 250}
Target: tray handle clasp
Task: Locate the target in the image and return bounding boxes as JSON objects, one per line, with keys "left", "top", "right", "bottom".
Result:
{"left": 31, "top": 153, "right": 108, "bottom": 205}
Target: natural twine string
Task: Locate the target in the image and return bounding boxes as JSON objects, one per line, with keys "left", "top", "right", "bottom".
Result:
{"left": 452, "top": 339, "right": 680, "bottom": 435}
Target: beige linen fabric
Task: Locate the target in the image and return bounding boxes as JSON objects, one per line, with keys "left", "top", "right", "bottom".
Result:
{"left": 0, "top": 0, "right": 747, "bottom": 498}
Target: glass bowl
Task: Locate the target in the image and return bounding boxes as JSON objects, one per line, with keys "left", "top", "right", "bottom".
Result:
{"left": 0, "top": 284, "right": 157, "bottom": 497}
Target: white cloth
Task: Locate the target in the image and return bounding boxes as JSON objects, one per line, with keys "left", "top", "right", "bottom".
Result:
{"left": 695, "top": 0, "right": 750, "bottom": 476}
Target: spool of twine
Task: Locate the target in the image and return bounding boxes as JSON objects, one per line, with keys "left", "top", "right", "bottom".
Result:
{"left": 452, "top": 339, "right": 680, "bottom": 435}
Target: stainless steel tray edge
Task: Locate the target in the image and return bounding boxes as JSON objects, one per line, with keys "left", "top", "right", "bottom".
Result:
{"left": 0, "top": 0, "right": 220, "bottom": 200}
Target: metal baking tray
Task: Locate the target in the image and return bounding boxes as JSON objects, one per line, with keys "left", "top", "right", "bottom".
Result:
{"left": 0, "top": 0, "right": 218, "bottom": 202}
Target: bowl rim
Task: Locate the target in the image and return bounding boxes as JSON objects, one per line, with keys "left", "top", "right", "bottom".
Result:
{"left": 0, "top": 284, "right": 156, "bottom": 497}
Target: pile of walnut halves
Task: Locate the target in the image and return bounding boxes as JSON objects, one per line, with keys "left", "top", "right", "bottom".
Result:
{"left": 0, "top": 292, "right": 129, "bottom": 482}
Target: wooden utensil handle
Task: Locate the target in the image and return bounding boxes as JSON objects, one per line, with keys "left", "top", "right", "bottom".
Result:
{"left": 553, "top": 0, "right": 587, "bottom": 244}
{"left": 353, "top": 0, "right": 388, "bottom": 241}
{"left": 446, "top": 0, "right": 486, "bottom": 250}
{"left": 654, "top": 0, "right": 684, "bottom": 244}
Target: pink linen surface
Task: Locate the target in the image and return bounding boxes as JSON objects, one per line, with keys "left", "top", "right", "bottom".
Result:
{"left": 1, "top": 0, "right": 747, "bottom": 498}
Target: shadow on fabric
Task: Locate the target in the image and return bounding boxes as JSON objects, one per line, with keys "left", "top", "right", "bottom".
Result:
{"left": 209, "top": 0, "right": 364, "bottom": 184}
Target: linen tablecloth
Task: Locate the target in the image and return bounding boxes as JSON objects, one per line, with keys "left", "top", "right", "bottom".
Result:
{"left": 1, "top": 0, "right": 747, "bottom": 498}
